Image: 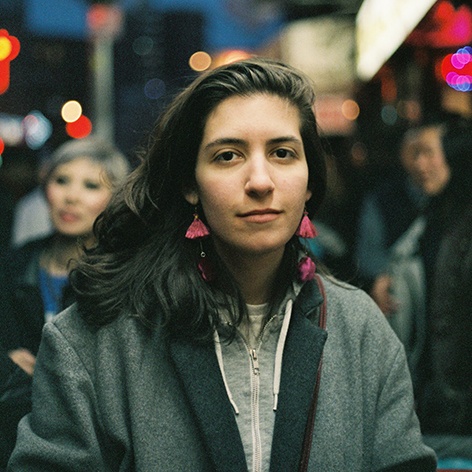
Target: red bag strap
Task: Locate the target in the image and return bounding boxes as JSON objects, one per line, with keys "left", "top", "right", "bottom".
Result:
{"left": 299, "top": 273, "right": 327, "bottom": 472}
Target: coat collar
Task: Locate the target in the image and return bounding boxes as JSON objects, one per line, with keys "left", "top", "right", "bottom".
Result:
{"left": 169, "top": 278, "right": 327, "bottom": 472}
{"left": 269, "top": 279, "right": 327, "bottom": 472}
{"left": 169, "top": 337, "right": 247, "bottom": 471}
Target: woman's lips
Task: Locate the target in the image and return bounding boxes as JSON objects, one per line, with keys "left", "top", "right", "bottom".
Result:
{"left": 59, "top": 211, "right": 80, "bottom": 223}
{"left": 239, "top": 209, "right": 281, "bottom": 223}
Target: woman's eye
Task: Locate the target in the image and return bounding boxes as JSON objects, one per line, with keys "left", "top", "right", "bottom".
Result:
{"left": 215, "top": 151, "right": 237, "bottom": 162}
{"left": 84, "top": 181, "right": 101, "bottom": 190}
{"left": 54, "top": 176, "right": 69, "bottom": 185}
{"left": 274, "top": 148, "right": 293, "bottom": 158}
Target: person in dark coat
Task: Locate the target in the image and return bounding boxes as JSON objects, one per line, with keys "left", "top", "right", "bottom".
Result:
{"left": 412, "top": 119, "right": 472, "bottom": 465}
{"left": 0, "top": 137, "right": 130, "bottom": 470}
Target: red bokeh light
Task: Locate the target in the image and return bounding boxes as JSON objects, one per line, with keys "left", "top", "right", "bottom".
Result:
{"left": 440, "top": 47, "right": 472, "bottom": 91}
{"left": 87, "top": 4, "right": 123, "bottom": 38}
{"left": 65, "top": 115, "right": 93, "bottom": 139}
{"left": 0, "top": 29, "right": 20, "bottom": 94}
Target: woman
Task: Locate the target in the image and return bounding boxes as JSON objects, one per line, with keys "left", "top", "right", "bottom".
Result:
{"left": 0, "top": 137, "right": 130, "bottom": 468}
{"left": 9, "top": 59, "right": 436, "bottom": 471}
{"left": 412, "top": 120, "right": 472, "bottom": 467}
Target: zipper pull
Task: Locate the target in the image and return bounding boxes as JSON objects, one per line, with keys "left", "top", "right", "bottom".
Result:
{"left": 250, "top": 349, "right": 260, "bottom": 375}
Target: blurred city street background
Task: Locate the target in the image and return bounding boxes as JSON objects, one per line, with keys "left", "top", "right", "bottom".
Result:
{"left": 1, "top": 0, "right": 472, "bottom": 273}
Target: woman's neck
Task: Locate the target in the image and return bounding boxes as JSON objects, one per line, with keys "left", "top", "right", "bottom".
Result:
{"left": 218, "top": 248, "right": 284, "bottom": 305}
{"left": 41, "top": 234, "right": 85, "bottom": 276}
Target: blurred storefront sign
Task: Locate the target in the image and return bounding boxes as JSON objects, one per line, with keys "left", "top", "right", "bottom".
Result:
{"left": 280, "top": 17, "right": 356, "bottom": 95}
{"left": 278, "top": 17, "right": 357, "bottom": 135}
{"left": 406, "top": 1, "right": 472, "bottom": 48}
{"left": 356, "top": 0, "right": 437, "bottom": 81}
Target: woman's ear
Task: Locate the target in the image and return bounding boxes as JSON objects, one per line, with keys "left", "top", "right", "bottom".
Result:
{"left": 183, "top": 187, "right": 199, "bottom": 206}
{"left": 305, "top": 189, "right": 313, "bottom": 202}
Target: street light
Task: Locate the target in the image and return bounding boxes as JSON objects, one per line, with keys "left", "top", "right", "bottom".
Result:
{"left": 87, "top": 4, "right": 123, "bottom": 142}
{"left": 0, "top": 29, "right": 20, "bottom": 95}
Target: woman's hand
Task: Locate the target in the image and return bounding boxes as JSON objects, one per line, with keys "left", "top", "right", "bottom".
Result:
{"left": 370, "top": 274, "right": 399, "bottom": 316}
{"left": 8, "top": 348, "right": 36, "bottom": 376}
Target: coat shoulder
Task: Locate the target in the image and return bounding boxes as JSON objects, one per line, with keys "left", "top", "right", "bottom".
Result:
{"left": 319, "top": 275, "right": 399, "bottom": 344}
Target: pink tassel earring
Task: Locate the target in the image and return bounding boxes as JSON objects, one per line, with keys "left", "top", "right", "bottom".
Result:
{"left": 297, "top": 255, "right": 316, "bottom": 282}
{"left": 296, "top": 210, "right": 318, "bottom": 239}
{"left": 198, "top": 248, "right": 214, "bottom": 282}
{"left": 185, "top": 210, "right": 210, "bottom": 239}
{"left": 185, "top": 209, "right": 213, "bottom": 281}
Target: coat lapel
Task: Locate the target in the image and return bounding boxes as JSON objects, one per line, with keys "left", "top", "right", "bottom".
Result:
{"left": 169, "top": 337, "right": 247, "bottom": 472}
{"left": 269, "top": 279, "right": 328, "bottom": 472}
{"left": 169, "top": 278, "right": 327, "bottom": 472}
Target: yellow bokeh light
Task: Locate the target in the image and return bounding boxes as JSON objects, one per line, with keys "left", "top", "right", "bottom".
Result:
{"left": 0, "top": 37, "right": 12, "bottom": 61}
{"left": 61, "top": 100, "right": 83, "bottom": 123}
{"left": 341, "top": 99, "right": 360, "bottom": 121}
{"left": 189, "top": 51, "right": 212, "bottom": 72}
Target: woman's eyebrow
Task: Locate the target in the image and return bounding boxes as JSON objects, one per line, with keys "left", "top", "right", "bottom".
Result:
{"left": 202, "top": 138, "right": 246, "bottom": 151}
{"left": 202, "top": 135, "right": 302, "bottom": 151}
{"left": 267, "top": 136, "right": 303, "bottom": 146}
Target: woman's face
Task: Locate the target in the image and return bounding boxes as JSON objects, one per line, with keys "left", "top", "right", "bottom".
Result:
{"left": 45, "top": 157, "right": 113, "bottom": 238}
{"left": 408, "top": 126, "right": 451, "bottom": 196}
{"left": 185, "top": 93, "right": 312, "bottom": 262}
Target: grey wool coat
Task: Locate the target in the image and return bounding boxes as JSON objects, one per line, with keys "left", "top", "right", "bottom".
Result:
{"left": 8, "top": 277, "right": 436, "bottom": 471}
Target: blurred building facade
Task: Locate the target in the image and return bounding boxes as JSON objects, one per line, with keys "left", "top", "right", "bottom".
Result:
{"left": 1, "top": 0, "right": 472, "bottom": 193}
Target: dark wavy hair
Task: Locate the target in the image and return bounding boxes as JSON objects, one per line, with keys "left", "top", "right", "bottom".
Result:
{"left": 71, "top": 57, "right": 328, "bottom": 341}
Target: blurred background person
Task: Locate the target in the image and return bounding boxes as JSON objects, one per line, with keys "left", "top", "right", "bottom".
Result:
{"left": 0, "top": 136, "right": 130, "bottom": 470}
{"left": 413, "top": 119, "right": 472, "bottom": 467}
{"left": 355, "top": 122, "right": 446, "bottom": 388}
{"left": 360, "top": 116, "right": 472, "bottom": 466}
{"left": 355, "top": 125, "right": 429, "bottom": 313}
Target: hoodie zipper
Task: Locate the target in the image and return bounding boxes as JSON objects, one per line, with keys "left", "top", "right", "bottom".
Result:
{"left": 249, "top": 348, "right": 262, "bottom": 472}
{"left": 247, "top": 314, "right": 276, "bottom": 472}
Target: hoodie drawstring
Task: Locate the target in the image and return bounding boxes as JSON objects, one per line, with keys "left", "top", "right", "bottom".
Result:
{"left": 214, "top": 329, "right": 240, "bottom": 415}
{"left": 214, "top": 298, "right": 294, "bottom": 415}
{"left": 272, "top": 299, "right": 292, "bottom": 411}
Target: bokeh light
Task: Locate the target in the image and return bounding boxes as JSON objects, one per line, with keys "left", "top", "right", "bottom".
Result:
{"left": 341, "top": 99, "right": 360, "bottom": 121}
{"left": 189, "top": 51, "right": 212, "bottom": 72}
{"left": 0, "top": 30, "right": 20, "bottom": 94}
{"left": 144, "top": 78, "right": 166, "bottom": 100}
{"left": 0, "top": 37, "right": 12, "bottom": 61}
{"left": 61, "top": 100, "right": 82, "bottom": 123}
{"left": 441, "top": 46, "right": 472, "bottom": 92}
{"left": 381, "top": 104, "right": 398, "bottom": 125}
{"left": 66, "top": 115, "right": 92, "bottom": 139}
{"left": 133, "top": 36, "right": 154, "bottom": 56}
{"left": 22, "top": 110, "right": 53, "bottom": 149}
{"left": 397, "top": 100, "right": 421, "bottom": 122}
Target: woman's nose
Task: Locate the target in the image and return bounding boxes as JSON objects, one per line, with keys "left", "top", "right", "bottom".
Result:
{"left": 63, "top": 185, "right": 79, "bottom": 203}
{"left": 244, "top": 156, "right": 275, "bottom": 196}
